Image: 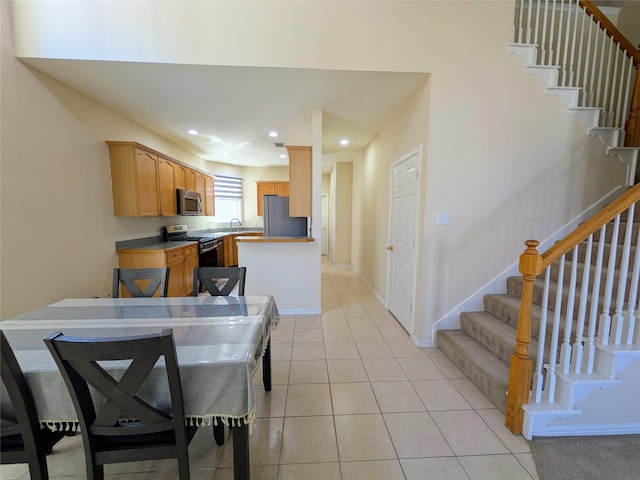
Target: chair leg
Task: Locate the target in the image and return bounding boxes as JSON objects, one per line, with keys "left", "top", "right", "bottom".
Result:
{"left": 86, "top": 463, "right": 105, "bottom": 480}
{"left": 27, "top": 455, "right": 48, "bottom": 480}
{"left": 177, "top": 446, "right": 191, "bottom": 480}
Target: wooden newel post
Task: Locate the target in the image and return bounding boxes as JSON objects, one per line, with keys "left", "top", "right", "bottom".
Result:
{"left": 505, "top": 240, "right": 542, "bottom": 434}
{"left": 625, "top": 64, "right": 640, "bottom": 149}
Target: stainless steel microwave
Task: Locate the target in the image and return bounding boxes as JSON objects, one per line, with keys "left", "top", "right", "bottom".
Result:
{"left": 177, "top": 188, "right": 202, "bottom": 216}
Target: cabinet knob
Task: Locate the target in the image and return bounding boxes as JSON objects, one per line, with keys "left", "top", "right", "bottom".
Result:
{"left": 387, "top": 246, "right": 394, "bottom": 251}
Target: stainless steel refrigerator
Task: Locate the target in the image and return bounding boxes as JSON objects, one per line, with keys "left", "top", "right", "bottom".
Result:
{"left": 263, "top": 195, "right": 308, "bottom": 236}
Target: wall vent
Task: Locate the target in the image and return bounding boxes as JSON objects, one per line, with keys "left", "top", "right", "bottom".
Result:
{"left": 274, "top": 142, "right": 285, "bottom": 148}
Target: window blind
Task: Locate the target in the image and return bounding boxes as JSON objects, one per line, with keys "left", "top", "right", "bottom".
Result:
{"left": 214, "top": 175, "right": 242, "bottom": 199}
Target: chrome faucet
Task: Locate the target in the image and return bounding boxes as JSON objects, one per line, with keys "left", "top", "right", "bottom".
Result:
{"left": 229, "top": 218, "right": 242, "bottom": 232}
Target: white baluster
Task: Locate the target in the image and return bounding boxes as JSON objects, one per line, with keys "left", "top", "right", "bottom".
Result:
{"left": 555, "top": 0, "right": 566, "bottom": 73}
{"left": 560, "top": 250, "right": 578, "bottom": 373}
{"left": 627, "top": 228, "right": 639, "bottom": 345}
{"left": 618, "top": 55, "right": 634, "bottom": 132}
{"left": 533, "top": 0, "right": 542, "bottom": 50}
{"left": 603, "top": 41, "right": 618, "bottom": 127}
{"left": 541, "top": 0, "right": 551, "bottom": 65}
{"left": 607, "top": 42, "right": 620, "bottom": 127}
{"left": 582, "top": 15, "right": 595, "bottom": 107}
{"left": 612, "top": 204, "right": 636, "bottom": 344}
{"left": 595, "top": 27, "right": 608, "bottom": 111}
{"left": 567, "top": 0, "right": 584, "bottom": 87}
{"left": 572, "top": 238, "right": 592, "bottom": 373}
{"left": 545, "top": 255, "right": 565, "bottom": 402}
{"left": 585, "top": 226, "right": 606, "bottom": 372}
{"left": 548, "top": 0, "right": 558, "bottom": 66}
{"left": 525, "top": 0, "right": 534, "bottom": 44}
{"left": 516, "top": 0, "right": 525, "bottom": 43}
{"left": 574, "top": 3, "right": 587, "bottom": 91}
{"left": 599, "top": 215, "right": 621, "bottom": 346}
{"left": 533, "top": 266, "right": 552, "bottom": 403}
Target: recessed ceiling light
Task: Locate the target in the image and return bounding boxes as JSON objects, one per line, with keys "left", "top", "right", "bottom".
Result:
{"left": 268, "top": 131, "right": 278, "bottom": 137}
{"left": 340, "top": 138, "right": 350, "bottom": 146}
{"left": 280, "top": 154, "right": 287, "bottom": 159}
{"left": 188, "top": 129, "right": 198, "bottom": 135}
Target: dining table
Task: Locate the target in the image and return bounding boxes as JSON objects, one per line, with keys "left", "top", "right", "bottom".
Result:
{"left": 0, "top": 295, "right": 279, "bottom": 480}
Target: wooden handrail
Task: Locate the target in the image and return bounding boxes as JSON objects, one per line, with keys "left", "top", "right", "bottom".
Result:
{"left": 541, "top": 183, "right": 640, "bottom": 270}
{"left": 579, "top": 0, "right": 640, "bottom": 65}
{"left": 505, "top": 182, "right": 640, "bottom": 434}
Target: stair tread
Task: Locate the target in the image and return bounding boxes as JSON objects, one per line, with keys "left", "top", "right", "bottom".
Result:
{"left": 437, "top": 329, "right": 509, "bottom": 377}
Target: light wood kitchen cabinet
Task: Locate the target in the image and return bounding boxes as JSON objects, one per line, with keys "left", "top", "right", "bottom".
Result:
{"left": 204, "top": 176, "right": 215, "bottom": 216}
{"left": 223, "top": 232, "right": 263, "bottom": 266}
{"left": 287, "top": 146, "right": 312, "bottom": 217}
{"left": 256, "top": 181, "right": 289, "bottom": 216}
{"left": 107, "top": 141, "right": 215, "bottom": 217}
{"left": 157, "top": 158, "right": 177, "bottom": 216}
{"left": 117, "top": 243, "right": 199, "bottom": 297}
{"left": 108, "top": 142, "right": 160, "bottom": 216}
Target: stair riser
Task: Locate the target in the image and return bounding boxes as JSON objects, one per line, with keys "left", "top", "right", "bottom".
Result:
{"left": 436, "top": 330, "right": 508, "bottom": 413}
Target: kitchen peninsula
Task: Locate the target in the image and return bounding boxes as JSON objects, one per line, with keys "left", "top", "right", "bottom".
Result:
{"left": 236, "top": 236, "right": 320, "bottom": 315}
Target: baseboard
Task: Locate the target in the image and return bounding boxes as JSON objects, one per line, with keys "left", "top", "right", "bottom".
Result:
{"left": 430, "top": 185, "right": 627, "bottom": 345}
{"left": 533, "top": 421, "right": 640, "bottom": 438}
{"left": 278, "top": 308, "right": 322, "bottom": 315}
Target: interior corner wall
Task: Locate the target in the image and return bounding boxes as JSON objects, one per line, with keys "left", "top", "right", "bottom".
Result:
{"left": 332, "top": 163, "right": 353, "bottom": 266}
{"left": 1, "top": 2, "right": 225, "bottom": 319}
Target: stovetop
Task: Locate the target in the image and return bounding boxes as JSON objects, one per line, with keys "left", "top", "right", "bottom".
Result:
{"left": 162, "top": 225, "right": 221, "bottom": 244}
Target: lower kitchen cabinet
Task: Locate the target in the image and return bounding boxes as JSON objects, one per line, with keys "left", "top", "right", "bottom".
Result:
{"left": 223, "top": 232, "right": 263, "bottom": 267}
{"left": 117, "top": 243, "right": 198, "bottom": 297}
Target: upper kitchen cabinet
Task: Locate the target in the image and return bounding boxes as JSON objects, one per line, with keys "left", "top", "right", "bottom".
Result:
{"left": 107, "top": 142, "right": 160, "bottom": 216}
{"left": 204, "top": 176, "right": 215, "bottom": 216}
{"left": 256, "top": 181, "right": 289, "bottom": 216}
{"left": 157, "top": 157, "right": 177, "bottom": 216}
{"left": 287, "top": 146, "right": 312, "bottom": 217}
{"left": 107, "top": 141, "right": 214, "bottom": 217}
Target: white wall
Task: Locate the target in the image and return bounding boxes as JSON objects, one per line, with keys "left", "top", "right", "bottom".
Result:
{"left": 4, "top": 1, "right": 628, "bottom": 345}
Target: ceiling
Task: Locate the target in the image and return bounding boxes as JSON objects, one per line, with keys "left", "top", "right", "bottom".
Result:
{"left": 22, "top": 58, "right": 429, "bottom": 173}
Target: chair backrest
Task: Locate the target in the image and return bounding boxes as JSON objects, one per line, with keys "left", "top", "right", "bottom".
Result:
{"left": 1, "top": 330, "right": 62, "bottom": 477}
{"left": 193, "top": 266, "right": 246, "bottom": 296}
{"left": 43, "top": 329, "right": 187, "bottom": 441}
{"left": 112, "top": 267, "right": 170, "bottom": 298}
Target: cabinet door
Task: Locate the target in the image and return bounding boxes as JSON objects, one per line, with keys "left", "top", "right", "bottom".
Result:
{"left": 184, "top": 168, "right": 196, "bottom": 190}
{"left": 204, "top": 176, "right": 215, "bottom": 216}
{"left": 256, "top": 182, "right": 275, "bottom": 216}
{"left": 183, "top": 248, "right": 199, "bottom": 295}
{"left": 287, "top": 146, "right": 312, "bottom": 217}
{"left": 275, "top": 182, "right": 290, "bottom": 196}
{"left": 135, "top": 149, "right": 160, "bottom": 216}
{"left": 166, "top": 252, "right": 185, "bottom": 297}
{"left": 158, "top": 158, "right": 177, "bottom": 216}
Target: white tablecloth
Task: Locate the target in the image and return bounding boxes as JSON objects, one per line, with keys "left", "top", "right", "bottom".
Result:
{"left": 0, "top": 296, "right": 279, "bottom": 431}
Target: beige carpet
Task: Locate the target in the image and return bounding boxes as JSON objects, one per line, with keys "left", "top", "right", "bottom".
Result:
{"left": 530, "top": 435, "right": 640, "bottom": 480}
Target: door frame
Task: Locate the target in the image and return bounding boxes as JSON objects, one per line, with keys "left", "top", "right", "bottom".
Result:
{"left": 385, "top": 145, "right": 423, "bottom": 335}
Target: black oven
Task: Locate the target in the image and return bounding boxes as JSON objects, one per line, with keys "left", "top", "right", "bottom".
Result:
{"left": 199, "top": 238, "right": 224, "bottom": 268}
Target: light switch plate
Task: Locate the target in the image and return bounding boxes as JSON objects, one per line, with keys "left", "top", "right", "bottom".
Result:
{"left": 437, "top": 212, "right": 450, "bottom": 225}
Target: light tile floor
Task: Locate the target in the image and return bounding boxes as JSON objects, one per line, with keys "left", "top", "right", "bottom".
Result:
{"left": 1, "top": 257, "right": 540, "bottom": 480}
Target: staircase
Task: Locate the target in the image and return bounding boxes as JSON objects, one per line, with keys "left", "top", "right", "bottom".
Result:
{"left": 438, "top": 202, "right": 640, "bottom": 438}
{"left": 437, "top": 0, "right": 640, "bottom": 439}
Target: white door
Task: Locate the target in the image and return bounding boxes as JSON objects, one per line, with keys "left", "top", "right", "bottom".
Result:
{"left": 387, "top": 147, "right": 421, "bottom": 334}
{"left": 321, "top": 193, "right": 329, "bottom": 255}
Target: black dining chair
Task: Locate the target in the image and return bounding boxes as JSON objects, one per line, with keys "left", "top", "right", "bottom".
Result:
{"left": 112, "top": 267, "right": 170, "bottom": 298}
{"left": 43, "top": 329, "right": 197, "bottom": 480}
{"left": 1, "top": 331, "right": 66, "bottom": 480}
{"left": 193, "top": 266, "right": 246, "bottom": 297}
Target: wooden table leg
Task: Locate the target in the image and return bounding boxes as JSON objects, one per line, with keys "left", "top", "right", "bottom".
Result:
{"left": 262, "top": 338, "right": 272, "bottom": 391}
{"left": 232, "top": 423, "right": 250, "bottom": 480}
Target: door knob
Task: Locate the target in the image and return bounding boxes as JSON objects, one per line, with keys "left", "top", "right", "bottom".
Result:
{"left": 387, "top": 246, "right": 394, "bottom": 251}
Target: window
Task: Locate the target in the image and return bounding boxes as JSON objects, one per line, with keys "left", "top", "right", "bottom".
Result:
{"left": 213, "top": 175, "right": 243, "bottom": 222}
